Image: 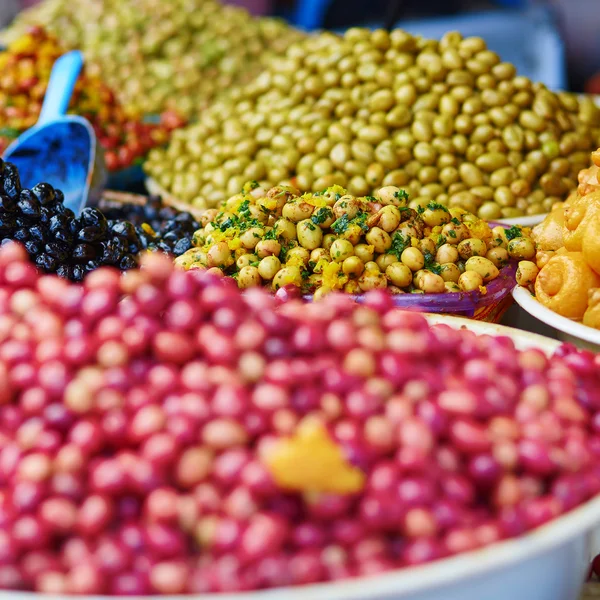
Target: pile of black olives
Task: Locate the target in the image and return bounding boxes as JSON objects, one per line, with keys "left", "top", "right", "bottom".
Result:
{"left": 0, "top": 159, "right": 197, "bottom": 281}
{"left": 99, "top": 195, "right": 200, "bottom": 257}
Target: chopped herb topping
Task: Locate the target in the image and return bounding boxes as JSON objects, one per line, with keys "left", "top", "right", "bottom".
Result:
{"left": 311, "top": 207, "right": 332, "bottom": 225}
{"left": 238, "top": 200, "right": 251, "bottom": 219}
{"left": 451, "top": 217, "right": 461, "bottom": 225}
{"left": 426, "top": 202, "right": 449, "bottom": 213}
{"left": 423, "top": 251, "right": 442, "bottom": 275}
{"left": 448, "top": 230, "right": 457, "bottom": 238}
{"left": 331, "top": 214, "right": 350, "bottom": 235}
{"left": 305, "top": 222, "right": 316, "bottom": 231}
{"left": 394, "top": 189, "right": 409, "bottom": 200}
{"left": 263, "top": 229, "right": 277, "bottom": 240}
{"left": 505, "top": 225, "right": 522, "bottom": 241}
{"left": 417, "top": 205, "right": 425, "bottom": 214}
{"left": 389, "top": 232, "right": 409, "bottom": 260}
{"left": 354, "top": 211, "right": 369, "bottom": 232}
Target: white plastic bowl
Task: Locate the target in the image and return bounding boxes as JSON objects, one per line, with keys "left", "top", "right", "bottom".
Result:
{"left": 513, "top": 286, "right": 600, "bottom": 352}
{"left": 2, "top": 316, "right": 600, "bottom": 600}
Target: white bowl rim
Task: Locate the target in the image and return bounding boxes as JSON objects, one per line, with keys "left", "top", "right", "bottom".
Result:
{"left": 3, "top": 317, "right": 593, "bottom": 600}
{"left": 513, "top": 285, "right": 600, "bottom": 346}
{"left": 496, "top": 213, "right": 547, "bottom": 227}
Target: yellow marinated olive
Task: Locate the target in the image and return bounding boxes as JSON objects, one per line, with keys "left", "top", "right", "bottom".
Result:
{"left": 491, "top": 226, "right": 509, "bottom": 248}
{"left": 258, "top": 256, "right": 282, "bottom": 280}
{"left": 516, "top": 260, "right": 539, "bottom": 286}
{"left": 385, "top": 262, "right": 412, "bottom": 287}
{"left": 358, "top": 270, "right": 388, "bottom": 291}
{"left": 376, "top": 253, "right": 397, "bottom": 271}
{"left": 207, "top": 242, "right": 233, "bottom": 268}
{"left": 436, "top": 243, "right": 459, "bottom": 264}
{"left": 365, "top": 227, "right": 392, "bottom": 253}
{"left": 342, "top": 256, "right": 365, "bottom": 276}
{"left": 419, "top": 238, "right": 437, "bottom": 256}
{"left": 236, "top": 254, "right": 255, "bottom": 270}
{"left": 330, "top": 239, "right": 355, "bottom": 262}
{"left": 355, "top": 243, "right": 375, "bottom": 263}
{"left": 322, "top": 234, "right": 337, "bottom": 251}
{"left": 286, "top": 246, "right": 310, "bottom": 266}
{"left": 507, "top": 237, "right": 536, "bottom": 260}
{"left": 282, "top": 201, "right": 314, "bottom": 223}
{"left": 378, "top": 206, "right": 402, "bottom": 232}
{"left": 421, "top": 205, "right": 451, "bottom": 227}
{"left": 457, "top": 238, "right": 488, "bottom": 259}
{"left": 237, "top": 266, "right": 262, "bottom": 289}
{"left": 445, "top": 281, "right": 461, "bottom": 292}
{"left": 273, "top": 218, "right": 298, "bottom": 242}
{"left": 441, "top": 221, "right": 469, "bottom": 244}
{"left": 401, "top": 247, "right": 425, "bottom": 271}
{"left": 417, "top": 271, "right": 446, "bottom": 293}
{"left": 255, "top": 239, "right": 282, "bottom": 259}
{"left": 439, "top": 263, "right": 461, "bottom": 283}
{"left": 310, "top": 248, "right": 330, "bottom": 264}
{"left": 239, "top": 227, "right": 266, "bottom": 249}
{"left": 297, "top": 219, "right": 324, "bottom": 250}
{"left": 485, "top": 247, "right": 509, "bottom": 269}
{"left": 459, "top": 270, "right": 484, "bottom": 291}
{"left": 465, "top": 256, "right": 499, "bottom": 282}
{"left": 272, "top": 266, "right": 303, "bottom": 290}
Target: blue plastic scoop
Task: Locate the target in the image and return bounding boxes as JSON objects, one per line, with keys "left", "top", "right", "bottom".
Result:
{"left": 3, "top": 50, "right": 106, "bottom": 215}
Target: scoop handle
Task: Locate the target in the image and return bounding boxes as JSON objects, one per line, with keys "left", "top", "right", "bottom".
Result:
{"left": 38, "top": 51, "right": 84, "bottom": 125}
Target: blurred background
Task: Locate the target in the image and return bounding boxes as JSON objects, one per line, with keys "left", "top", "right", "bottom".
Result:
{"left": 1, "top": 0, "right": 599, "bottom": 92}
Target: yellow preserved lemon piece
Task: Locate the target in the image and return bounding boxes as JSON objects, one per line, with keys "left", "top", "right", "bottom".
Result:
{"left": 264, "top": 420, "right": 365, "bottom": 494}
{"left": 322, "top": 262, "right": 348, "bottom": 290}
{"left": 227, "top": 238, "right": 242, "bottom": 251}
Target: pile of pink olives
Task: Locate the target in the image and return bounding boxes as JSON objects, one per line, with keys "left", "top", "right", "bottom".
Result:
{"left": 0, "top": 242, "right": 599, "bottom": 594}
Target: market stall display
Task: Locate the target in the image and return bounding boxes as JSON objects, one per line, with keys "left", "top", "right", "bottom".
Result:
{"left": 0, "top": 27, "right": 181, "bottom": 172}
{"left": 513, "top": 149, "right": 600, "bottom": 333}
{"left": 175, "top": 182, "right": 532, "bottom": 302}
{"left": 0, "top": 0, "right": 304, "bottom": 118}
{"left": 144, "top": 28, "right": 600, "bottom": 218}
{"left": 0, "top": 159, "right": 199, "bottom": 280}
{"left": 0, "top": 244, "right": 599, "bottom": 595}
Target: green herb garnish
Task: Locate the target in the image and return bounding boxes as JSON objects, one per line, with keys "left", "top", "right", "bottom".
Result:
{"left": 505, "top": 225, "right": 522, "bottom": 241}
{"left": 332, "top": 214, "right": 350, "bottom": 235}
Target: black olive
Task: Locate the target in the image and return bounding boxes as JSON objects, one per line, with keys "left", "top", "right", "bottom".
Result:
{"left": 128, "top": 243, "right": 139, "bottom": 254}
{"left": 0, "top": 215, "right": 16, "bottom": 233}
{"left": 159, "top": 207, "right": 177, "bottom": 220}
{"left": 35, "top": 253, "right": 58, "bottom": 272}
{"left": 56, "top": 264, "right": 73, "bottom": 280}
{"left": 85, "top": 259, "right": 101, "bottom": 272}
{"left": 78, "top": 226, "right": 104, "bottom": 242}
{"left": 49, "top": 214, "right": 68, "bottom": 233}
{"left": 111, "top": 220, "right": 137, "bottom": 240}
{"left": 24, "top": 240, "right": 41, "bottom": 255}
{"left": 13, "top": 228, "right": 29, "bottom": 241}
{"left": 0, "top": 195, "right": 16, "bottom": 213}
{"left": 175, "top": 212, "right": 194, "bottom": 224}
{"left": 17, "top": 193, "right": 41, "bottom": 217}
{"left": 173, "top": 237, "right": 192, "bottom": 255}
{"left": 119, "top": 254, "right": 138, "bottom": 270}
{"left": 53, "top": 229, "right": 73, "bottom": 244}
{"left": 80, "top": 208, "right": 107, "bottom": 230}
{"left": 39, "top": 207, "right": 51, "bottom": 224}
{"left": 162, "top": 231, "right": 180, "bottom": 243}
{"left": 32, "top": 182, "right": 56, "bottom": 205}
{"left": 44, "top": 241, "right": 69, "bottom": 262}
{"left": 2, "top": 163, "right": 21, "bottom": 199}
{"left": 29, "top": 225, "right": 45, "bottom": 242}
{"left": 72, "top": 243, "right": 97, "bottom": 262}
{"left": 137, "top": 234, "right": 150, "bottom": 249}
{"left": 54, "top": 189, "right": 64, "bottom": 204}
{"left": 157, "top": 241, "right": 172, "bottom": 253}
{"left": 71, "top": 265, "right": 85, "bottom": 282}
